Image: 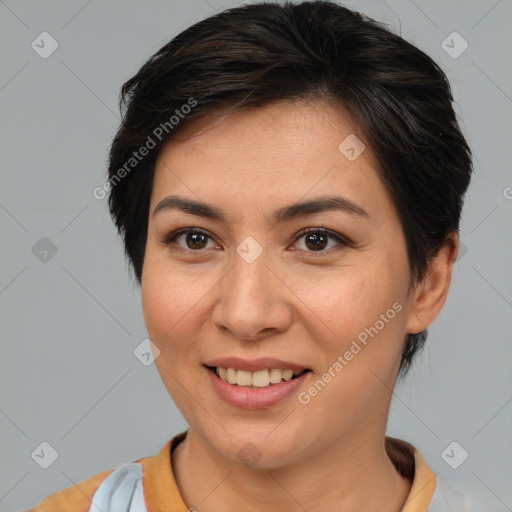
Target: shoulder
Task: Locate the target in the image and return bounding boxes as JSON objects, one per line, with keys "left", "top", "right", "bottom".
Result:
{"left": 25, "top": 434, "right": 186, "bottom": 512}
{"left": 28, "top": 462, "right": 146, "bottom": 512}
{"left": 385, "top": 436, "right": 494, "bottom": 512}
{"left": 28, "top": 466, "right": 115, "bottom": 512}
{"left": 429, "top": 478, "right": 495, "bottom": 512}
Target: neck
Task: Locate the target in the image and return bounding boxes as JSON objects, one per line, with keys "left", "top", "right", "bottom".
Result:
{"left": 172, "top": 425, "right": 412, "bottom": 512}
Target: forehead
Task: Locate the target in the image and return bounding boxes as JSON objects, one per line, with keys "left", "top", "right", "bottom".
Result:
{"left": 159, "top": 99, "right": 368, "bottom": 163}
{"left": 150, "top": 100, "right": 392, "bottom": 223}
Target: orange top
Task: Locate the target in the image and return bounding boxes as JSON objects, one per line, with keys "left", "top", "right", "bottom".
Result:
{"left": 28, "top": 431, "right": 439, "bottom": 512}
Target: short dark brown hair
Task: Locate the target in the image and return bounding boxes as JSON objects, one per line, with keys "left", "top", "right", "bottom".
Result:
{"left": 107, "top": 0, "right": 472, "bottom": 377}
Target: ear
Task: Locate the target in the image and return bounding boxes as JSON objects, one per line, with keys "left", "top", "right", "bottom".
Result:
{"left": 405, "top": 231, "right": 459, "bottom": 335}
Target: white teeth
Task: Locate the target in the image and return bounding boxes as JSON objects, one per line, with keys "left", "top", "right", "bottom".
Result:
{"left": 282, "top": 369, "right": 293, "bottom": 381}
{"left": 236, "top": 370, "right": 252, "bottom": 386}
{"left": 226, "top": 367, "right": 237, "bottom": 384}
{"left": 269, "top": 368, "right": 283, "bottom": 384}
{"left": 214, "top": 367, "right": 306, "bottom": 387}
{"left": 252, "top": 370, "right": 270, "bottom": 387}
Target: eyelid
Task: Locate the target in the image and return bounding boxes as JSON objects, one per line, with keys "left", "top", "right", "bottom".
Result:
{"left": 291, "top": 227, "right": 351, "bottom": 252}
{"left": 163, "top": 227, "right": 220, "bottom": 248}
{"left": 162, "top": 226, "right": 351, "bottom": 253}
{"left": 163, "top": 227, "right": 204, "bottom": 243}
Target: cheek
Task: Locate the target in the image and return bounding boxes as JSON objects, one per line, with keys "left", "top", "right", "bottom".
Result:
{"left": 296, "top": 267, "right": 405, "bottom": 346}
{"left": 141, "top": 268, "right": 206, "bottom": 414}
{"left": 294, "top": 267, "right": 407, "bottom": 401}
{"left": 141, "top": 261, "right": 203, "bottom": 358}
{"left": 141, "top": 242, "right": 216, "bottom": 331}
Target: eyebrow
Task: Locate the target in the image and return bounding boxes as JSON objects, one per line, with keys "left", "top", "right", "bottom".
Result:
{"left": 153, "top": 194, "right": 369, "bottom": 223}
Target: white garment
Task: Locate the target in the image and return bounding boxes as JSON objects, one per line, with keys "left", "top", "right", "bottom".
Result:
{"left": 428, "top": 478, "right": 488, "bottom": 512}
{"left": 87, "top": 463, "right": 145, "bottom": 512}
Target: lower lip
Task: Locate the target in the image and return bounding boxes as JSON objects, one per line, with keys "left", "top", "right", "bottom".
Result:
{"left": 206, "top": 366, "right": 311, "bottom": 409}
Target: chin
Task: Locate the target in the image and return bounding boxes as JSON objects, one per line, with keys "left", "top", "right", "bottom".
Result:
{"left": 203, "top": 424, "right": 309, "bottom": 469}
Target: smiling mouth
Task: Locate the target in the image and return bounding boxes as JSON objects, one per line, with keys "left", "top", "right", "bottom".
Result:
{"left": 206, "top": 365, "right": 311, "bottom": 388}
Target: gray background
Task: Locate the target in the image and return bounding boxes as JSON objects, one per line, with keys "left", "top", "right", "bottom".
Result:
{"left": 1, "top": 0, "right": 511, "bottom": 510}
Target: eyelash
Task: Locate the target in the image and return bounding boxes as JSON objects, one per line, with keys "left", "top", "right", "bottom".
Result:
{"left": 162, "top": 227, "right": 351, "bottom": 255}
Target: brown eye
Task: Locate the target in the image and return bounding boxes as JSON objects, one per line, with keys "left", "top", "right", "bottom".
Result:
{"left": 185, "top": 232, "right": 208, "bottom": 249}
{"left": 293, "top": 229, "right": 349, "bottom": 253}
{"left": 304, "top": 232, "right": 328, "bottom": 251}
{"left": 164, "top": 229, "right": 219, "bottom": 251}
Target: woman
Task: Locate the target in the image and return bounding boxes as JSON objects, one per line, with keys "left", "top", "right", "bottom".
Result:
{"left": 29, "top": 1, "right": 483, "bottom": 510}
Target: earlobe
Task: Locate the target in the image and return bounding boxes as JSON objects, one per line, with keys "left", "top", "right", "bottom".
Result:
{"left": 405, "top": 232, "right": 459, "bottom": 335}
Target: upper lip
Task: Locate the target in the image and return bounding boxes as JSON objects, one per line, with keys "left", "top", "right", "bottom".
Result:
{"left": 204, "top": 357, "right": 309, "bottom": 373}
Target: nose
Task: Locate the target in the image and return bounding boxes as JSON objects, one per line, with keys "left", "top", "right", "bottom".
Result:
{"left": 211, "top": 249, "right": 293, "bottom": 342}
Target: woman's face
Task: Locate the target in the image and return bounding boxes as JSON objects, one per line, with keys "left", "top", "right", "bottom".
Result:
{"left": 141, "top": 100, "right": 421, "bottom": 467}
